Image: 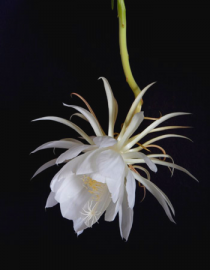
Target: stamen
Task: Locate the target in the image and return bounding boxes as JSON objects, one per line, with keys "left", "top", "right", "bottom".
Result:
{"left": 82, "top": 175, "right": 105, "bottom": 202}
{"left": 80, "top": 176, "right": 110, "bottom": 227}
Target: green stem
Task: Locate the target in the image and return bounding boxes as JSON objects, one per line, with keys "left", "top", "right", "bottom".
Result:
{"left": 117, "top": 0, "right": 142, "bottom": 111}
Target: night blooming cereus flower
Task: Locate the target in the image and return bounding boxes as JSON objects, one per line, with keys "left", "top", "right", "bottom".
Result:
{"left": 31, "top": 77, "right": 197, "bottom": 240}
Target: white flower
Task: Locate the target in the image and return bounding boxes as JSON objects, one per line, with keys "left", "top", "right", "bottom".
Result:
{"left": 31, "top": 77, "right": 197, "bottom": 240}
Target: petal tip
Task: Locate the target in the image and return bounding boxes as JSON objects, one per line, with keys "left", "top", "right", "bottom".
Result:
{"left": 195, "top": 177, "right": 199, "bottom": 182}
{"left": 31, "top": 118, "right": 42, "bottom": 122}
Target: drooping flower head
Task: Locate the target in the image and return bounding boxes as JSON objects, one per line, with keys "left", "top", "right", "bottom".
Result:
{"left": 31, "top": 77, "right": 197, "bottom": 240}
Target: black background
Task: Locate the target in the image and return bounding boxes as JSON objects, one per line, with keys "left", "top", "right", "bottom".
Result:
{"left": 1, "top": 0, "right": 210, "bottom": 269}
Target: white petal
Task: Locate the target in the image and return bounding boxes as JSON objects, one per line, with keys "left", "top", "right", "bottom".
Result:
{"left": 32, "top": 158, "right": 57, "bottom": 179}
{"left": 82, "top": 146, "right": 98, "bottom": 153}
{"left": 76, "top": 149, "right": 104, "bottom": 175}
{"left": 94, "top": 149, "right": 126, "bottom": 201}
{"left": 126, "top": 170, "right": 136, "bottom": 208}
{"left": 117, "top": 112, "right": 144, "bottom": 149}
{"left": 45, "top": 192, "right": 58, "bottom": 208}
{"left": 105, "top": 200, "right": 117, "bottom": 221}
{"left": 105, "top": 181, "right": 124, "bottom": 221}
{"left": 54, "top": 175, "right": 84, "bottom": 203}
{"left": 88, "top": 173, "right": 106, "bottom": 184}
{"left": 123, "top": 113, "right": 191, "bottom": 151}
{"left": 150, "top": 159, "right": 198, "bottom": 181}
{"left": 51, "top": 150, "right": 101, "bottom": 184}
{"left": 78, "top": 136, "right": 96, "bottom": 140}
{"left": 60, "top": 138, "right": 84, "bottom": 144}
{"left": 50, "top": 177, "right": 64, "bottom": 193}
{"left": 31, "top": 140, "right": 80, "bottom": 153}
{"left": 95, "top": 149, "right": 125, "bottom": 180}
{"left": 132, "top": 171, "right": 175, "bottom": 223}
{"left": 99, "top": 190, "right": 112, "bottom": 213}
{"left": 60, "top": 188, "right": 91, "bottom": 221}
{"left": 56, "top": 145, "right": 96, "bottom": 164}
{"left": 99, "top": 77, "right": 116, "bottom": 137}
{"left": 133, "top": 165, "right": 151, "bottom": 180}
{"left": 118, "top": 82, "right": 156, "bottom": 140}
{"left": 93, "top": 136, "right": 117, "bottom": 148}
{"left": 151, "top": 183, "right": 175, "bottom": 216}
{"left": 133, "top": 165, "right": 174, "bottom": 214}
{"left": 32, "top": 116, "right": 94, "bottom": 145}
{"left": 149, "top": 126, "right": 191, "bottom": 133}
{"left": 105, "top": 177, "right": 122, "bottom": 203}
{"left": 147, "top": 154, "right": 175, "bottom": 176}
{"left": 63, "top": 104, "right": 103, "bottom": 136}
{"left": 74, "top": 217, "right": 87, "bottom": 234}
{"left": 143, "top": 134, "right": 192, "bottom": 148}
{"left": 127, "top": 134, "right": 192, "bottom": 153}
{"left": 119, "top": 187, "right": 134, "bottom": 241}
{"left": 123, "top": 152, "right": 157, "bottom": 172}
{"left": 70, "top": 113, "right": 88, "bottom": 122}
{"left": 125, "top": 157, "right": 197, "bottom": 181}
{"left": 77, "top": 230, "right": 84, "bottom": 236}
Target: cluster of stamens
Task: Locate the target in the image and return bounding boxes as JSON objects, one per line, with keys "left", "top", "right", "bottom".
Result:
{"left": 81, "top": 175, "right": 107, "bottom": 227}
{"left": 82, "top": 175, "right": 105, "bottom": 202}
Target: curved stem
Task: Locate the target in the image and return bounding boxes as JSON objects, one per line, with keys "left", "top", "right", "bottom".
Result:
{"left": 117, "top": 0, "right": 142, "bottom": 112}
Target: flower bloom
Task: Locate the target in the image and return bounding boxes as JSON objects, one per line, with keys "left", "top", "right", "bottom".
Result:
{"left": 31, "top": 77, "right": 197, "bottom": 240}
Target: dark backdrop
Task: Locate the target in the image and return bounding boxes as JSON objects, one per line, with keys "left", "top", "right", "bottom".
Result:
{"left": 1, "top": 0, "right": 209, "bottom": 269}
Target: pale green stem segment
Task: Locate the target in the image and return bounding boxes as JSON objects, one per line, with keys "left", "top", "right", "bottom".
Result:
{"left": 117, "top": 0, "right": 142, "bottom": 112}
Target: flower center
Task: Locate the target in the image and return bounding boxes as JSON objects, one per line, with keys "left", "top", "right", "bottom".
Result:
{"left": 81, "top": 175, "right": 109, "bottom": 227}
{"left": 82, "top": 175, "right": 105, "bottom": 202}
